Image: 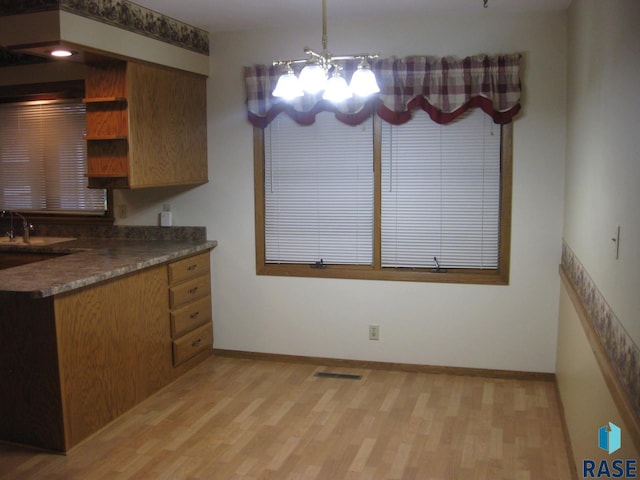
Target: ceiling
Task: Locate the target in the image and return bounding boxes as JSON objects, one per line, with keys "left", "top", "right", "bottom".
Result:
{"left": 0, "top": 0, "right": 570, "bottom": 68}
{"left": 132, "top": 0, "right": 572, "bottom": 33}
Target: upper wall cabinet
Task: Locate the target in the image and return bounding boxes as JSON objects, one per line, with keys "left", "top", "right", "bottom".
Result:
{"left": 84, "top": 61, "right": 208, "bottom": 189}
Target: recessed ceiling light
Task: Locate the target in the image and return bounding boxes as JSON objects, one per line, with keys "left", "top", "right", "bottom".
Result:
{"left": 50, "top": 49, "right": 75, "bottom": 57}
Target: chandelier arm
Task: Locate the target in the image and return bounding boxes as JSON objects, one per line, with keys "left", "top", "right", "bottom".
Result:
{"left": 275, "top": 54, "right": 379, "bottom": 68}
{"left": 331, "top": 54, "right": 379, "bottom": 61}
{"left": 273, "top": 59, "right": 309, "bottom": 67}
{"left": 304, "top": 48, "right": 326, "bottom": 62}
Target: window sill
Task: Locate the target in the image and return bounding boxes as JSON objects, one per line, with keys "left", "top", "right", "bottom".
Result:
{"left": 257, "top": 264, "right": 509, "bottom": 285}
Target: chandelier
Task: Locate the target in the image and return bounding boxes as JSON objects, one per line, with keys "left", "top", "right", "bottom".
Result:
{"left": 272, "top": 0, "right": 380, "bottom": 103}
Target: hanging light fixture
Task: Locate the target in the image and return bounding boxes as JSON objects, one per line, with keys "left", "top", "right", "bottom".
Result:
{"left": 272, "top": 64, "right": 304, "bottom": 100}
{"left": 272, "top": 0, "right": 380, "bottom": 102}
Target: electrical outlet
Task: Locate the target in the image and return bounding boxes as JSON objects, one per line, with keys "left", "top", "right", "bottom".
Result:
{"left": 369, "top": 324, "right": 379, "bottom": 341}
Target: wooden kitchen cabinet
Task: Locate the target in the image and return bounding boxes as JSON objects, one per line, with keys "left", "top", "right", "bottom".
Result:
{"left": 84, "top": 60, "right": 208, "bottom": 189}
{"left": 54, "top": 265, "right": 172, "bottom": 449}
{"left": 168, "top": 252, "right": 213, "bottom": 366}
{"left": 0, "top": 254, "right": 213, "bottom": 453}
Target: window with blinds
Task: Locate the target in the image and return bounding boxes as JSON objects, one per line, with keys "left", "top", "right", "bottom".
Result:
{"left": 264, "top": 112, "right": 374, "bottom": 264}
{"left": 255, "top": 108, "right": 511, "bottom": 284}
{"left": 381, "top": 109, "right": 501, "bottom": 270}
{"left": 0, "top": 100, "right": 106, "bottom": 215}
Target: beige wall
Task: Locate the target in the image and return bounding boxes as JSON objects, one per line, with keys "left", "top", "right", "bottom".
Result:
{"left": 117, "top": 9, "right": 568, "bottom": 373}
{"left": 556, "top": 282, "right": 639, "bottom": 469}
{"left": 563, "top": 0, "right": 640, "bottom": 343}
{"left": 557, "top": 0, "right": 640, "bottom": 466}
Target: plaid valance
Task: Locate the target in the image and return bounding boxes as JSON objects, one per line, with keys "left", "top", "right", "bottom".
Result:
{"left": 244, "top": 53, "right": 522, "bottom": 128}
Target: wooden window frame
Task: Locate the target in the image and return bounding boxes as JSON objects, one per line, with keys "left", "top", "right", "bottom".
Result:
{"left": 0, "top": 80, "right": 114, "bottom": 225}
{"left": 253, "top": 116, "right": 512, "bottom": 285}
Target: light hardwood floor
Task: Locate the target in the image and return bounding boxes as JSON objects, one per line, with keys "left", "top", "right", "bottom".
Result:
{"left": 0, "top": 355, "right": 574, "bottom": 479}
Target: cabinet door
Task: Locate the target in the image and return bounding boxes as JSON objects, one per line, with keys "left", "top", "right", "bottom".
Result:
{"left": 54, "top": 266, "right": 172, "bottom": 449}
{"left": 127, "top": 62, "right": 208, "bottom": 188}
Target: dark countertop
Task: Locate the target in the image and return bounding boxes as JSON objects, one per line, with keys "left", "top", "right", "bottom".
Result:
{"left": 0, "top": 237, "right": 217, "bottom": 298}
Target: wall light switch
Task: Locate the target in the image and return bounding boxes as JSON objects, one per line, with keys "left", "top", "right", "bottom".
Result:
{"left": 612, "top": 226, "right": 620, "bottom": 260}
{"left": 369, "top": 324, "right": 379, "bottom": 341}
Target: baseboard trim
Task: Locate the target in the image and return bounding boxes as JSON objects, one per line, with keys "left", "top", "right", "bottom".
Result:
{"left": 213, "top": 349, "right": 555, "bottom": 382}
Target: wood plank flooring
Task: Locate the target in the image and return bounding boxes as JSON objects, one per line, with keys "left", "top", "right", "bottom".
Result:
{"left": 0, "top": 355, "right": 574, "bottom": 479}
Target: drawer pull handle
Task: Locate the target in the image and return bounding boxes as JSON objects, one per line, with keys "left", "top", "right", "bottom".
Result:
{"left": 190, "top": 311, "right": 200, "bottom": 319}
{"left": 192, "top": 338, "right": 202, "bottom": 347}
{"left": 188, "top": 286, "right": 198, "bottom": 295}
{"left": 187, "top": 264, "right": 198, "bottom": 271}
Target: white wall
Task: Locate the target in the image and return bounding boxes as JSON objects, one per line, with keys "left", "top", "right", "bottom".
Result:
{"left": 563, "top": 0, "right": 640, "bottom": 344}
{"left": 117, "top": 10, "right": 567, "bottom": 372}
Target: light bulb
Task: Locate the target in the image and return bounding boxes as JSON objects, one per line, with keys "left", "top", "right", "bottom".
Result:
{"left": 272, "top": 70, "right": 304, "bottom": 100}
{"left": 50, "top": 49, "right": 74, "bottom": 57}
{"left": 323, "top": 71, "right": 352, "bottom": 103}
{"left": 350, "top": 66, "right": 380, "bottom": 97}
{"left": 299, "top": 64, "right": 327, "bottom": 94}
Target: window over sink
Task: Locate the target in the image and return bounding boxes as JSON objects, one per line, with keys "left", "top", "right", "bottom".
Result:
{"left": 0, "top": 80, "right": 112, "bottom": 223}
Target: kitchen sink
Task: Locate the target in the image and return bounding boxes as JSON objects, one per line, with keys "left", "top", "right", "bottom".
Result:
{"left": 0, "top": 236, "right": 76, "bottom": 247}
{"left": 0, "top": 250, "right": 71, "bottom": 270}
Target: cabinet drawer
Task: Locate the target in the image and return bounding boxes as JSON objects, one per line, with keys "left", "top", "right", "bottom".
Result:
{"left": 169, "top": 274, "right": 210, "bottom": 309}
{"left": 172, "top": 323, "right": 212, "bottom": 366}
{"left": 171, "top": 295, "right": 212, "bottom": 338}
{"left": 168, "top": 253, "right": 210, "bottom": 285}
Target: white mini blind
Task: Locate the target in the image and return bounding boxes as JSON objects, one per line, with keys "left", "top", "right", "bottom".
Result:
{"left": 381, "top": 109, "right": 501, "bottom": 269}
{"left": 264, "top": 112, "right": 374, "bottom": 264}
{"left": 0, "top": 101, "right": 106, "bottom": 214}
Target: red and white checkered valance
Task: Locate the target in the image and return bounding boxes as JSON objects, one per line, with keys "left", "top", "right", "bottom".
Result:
{"left": 244, "top": 53, "right": 522, "bottom": 128}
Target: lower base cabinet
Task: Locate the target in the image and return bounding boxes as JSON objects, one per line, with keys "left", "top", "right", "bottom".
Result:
{"left": 0, "top": 252, "right": 213, "bottom": 453}
{"left": 168, "top": 252, "right": 213, "bottom": 366}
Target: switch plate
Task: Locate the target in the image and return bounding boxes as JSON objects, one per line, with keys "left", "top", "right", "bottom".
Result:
{"left": 369, "top": 324, "right": 379, "bottom": 341}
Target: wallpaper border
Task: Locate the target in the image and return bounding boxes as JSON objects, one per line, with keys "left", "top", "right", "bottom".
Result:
{"left": 0, "top": 0, "right": 210, "bottom": 56}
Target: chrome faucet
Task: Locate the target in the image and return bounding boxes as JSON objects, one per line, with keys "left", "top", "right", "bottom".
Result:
{"left": 1, "top": 210, "right": 34, "bottom": 243}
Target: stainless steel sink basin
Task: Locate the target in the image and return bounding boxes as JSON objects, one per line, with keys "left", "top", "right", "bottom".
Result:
{"left": 0, "top": 236, "right": 76, "bottom": 247}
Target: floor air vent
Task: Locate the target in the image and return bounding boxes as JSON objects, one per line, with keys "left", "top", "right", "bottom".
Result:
{"left": 314, "top": 372, "right": 362, "bottom": 380}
